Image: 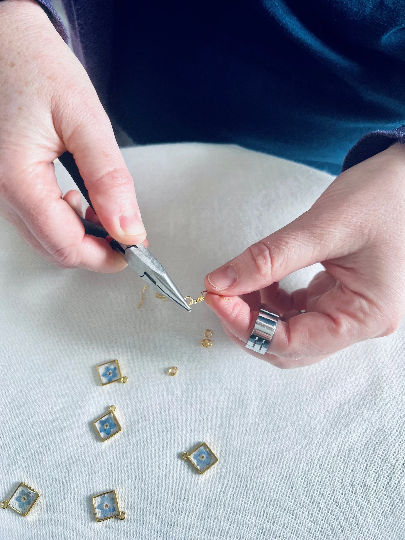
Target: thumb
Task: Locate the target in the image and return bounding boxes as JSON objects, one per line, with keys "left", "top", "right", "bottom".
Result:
{"left": 205, "top": 211, "right": 348, "bottom": 295}
{"left": 59, "top": 95, "right": 146, "bottom": 245}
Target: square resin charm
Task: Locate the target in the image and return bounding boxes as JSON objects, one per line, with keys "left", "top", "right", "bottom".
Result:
{"left": 2, "top": 483, "right": 40, "bottom": 516}
{"left": 96, "top": 360, "right": 127, "bottom": 386}
{"left": 182, "top": 443, "right": 218, "bottom": 474}
{"left": 93, "top": 406, "right": 122, "bottom": 441}
{"left": 92, "top": 490, "right": 125, "bottom": 522}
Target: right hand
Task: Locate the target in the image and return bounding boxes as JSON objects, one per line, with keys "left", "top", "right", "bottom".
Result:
{"left": 0, "top": 0, "right": 146, "bottom": 272}
{"left": 204, "top": 142, "right": 405, "bottom": 368}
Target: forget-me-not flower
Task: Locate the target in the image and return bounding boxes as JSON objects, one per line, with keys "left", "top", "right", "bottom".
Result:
{"left": 193, "top": 446, "right": 213, "bottom": 469}
{"left": 101, "top": 365, "right": 118, "bottom": 383}
{"left": 96, "top": 494, "right": 117, "bottom": 518}
{"left": 98, "top": 414, "right": 117, "bottom": 437}
{"left": 15, "top": 489, "right": 33, "bottom": 511}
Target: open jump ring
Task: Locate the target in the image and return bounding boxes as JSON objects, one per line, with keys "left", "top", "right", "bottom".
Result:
{"left": 245, "top": 309, "right": 279, "bottom": 355}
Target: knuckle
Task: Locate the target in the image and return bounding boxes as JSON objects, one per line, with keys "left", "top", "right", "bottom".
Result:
{"left": 380, "top": 317, "right": 401, "bottom": 337}
{"left": 248, "top": 241, "right": 273, "bottom": 280}
{"left": 227, "top": 300, "right": 247, "bottom": 325}
{"left": 92, "top": 168, "right": 133, "bottom": 194}
{"left": 52, "top": 244, "right": 81, "bottom": 268}
{"left": 338, "top": 285, "right": 401, "bottom": 339}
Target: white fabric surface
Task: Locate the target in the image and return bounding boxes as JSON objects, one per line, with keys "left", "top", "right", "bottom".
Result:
{"left": 1, "top": 143, "right": 405, "bottom": 539}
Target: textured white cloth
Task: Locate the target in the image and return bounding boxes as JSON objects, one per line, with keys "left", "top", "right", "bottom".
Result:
{"left": 1, "top": 143, "right": 405, "bottom": 540}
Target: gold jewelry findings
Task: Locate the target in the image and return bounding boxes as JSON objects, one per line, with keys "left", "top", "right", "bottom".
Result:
{"left": 201, "top": 328, "right": 213, "bottom": 347}
{"left": 168, "top": 366, "right": 178, "bottom": 376}
{"left": 156, "top": 293, "right": 169, "bottom": 301}
{"left": 1, "top": 483, "right": 40, "bottom": 516}
{"left": 93, "top": 406, "right": 122, "bottom": 442}
{"left": 182, "top": 443, "right": 218, "bottom": 474}
{"left": 137, "top": 284, "right": 149, "bottom": 309}
{"left": 92, "top": 490, "right": 125, "bottom": 522}
{"left": 96, "top": 360, "right": 128, "bottom": 385}
{"left": 185, "top": 291, "right": 207, "bottom": 307}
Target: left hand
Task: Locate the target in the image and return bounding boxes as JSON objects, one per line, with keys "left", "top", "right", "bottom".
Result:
{"left": 204, "top": 142, "right": 405, "bottom": 368}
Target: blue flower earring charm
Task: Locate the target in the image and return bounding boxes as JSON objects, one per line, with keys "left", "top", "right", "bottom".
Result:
{"left": 182, "top": 443, "right": 218, "bottom": 474}
{"left": 93, "top": 406, "right": 122, "bottom": 442}
{"left": 96, "top": 360, "right": 128, "bottom": 385}
{"left": 92, "top": 490, "right": 125, "bottom": 522}
{"left": 1, "top": 483, "right": 40, "bottom": 516}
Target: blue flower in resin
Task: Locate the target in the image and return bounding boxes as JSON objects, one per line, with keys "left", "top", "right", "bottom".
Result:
{"left": 98, "top": 414, "right": 117, "bottom": 437}
{"left": 15, "top": 489, "right": 33, "bottom": 511}
{"left": 96, "top": 494, "right": 117, "bottom": 518}
{"left": 193, "top": 446, "right": 213, "bottom": 469}
{"left": 101, "top": 365, "right": 118, "bottom": 382}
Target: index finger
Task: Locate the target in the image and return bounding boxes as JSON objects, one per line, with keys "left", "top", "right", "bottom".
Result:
{"left": 9, "top": 161, "right": 127, "bottom": 272}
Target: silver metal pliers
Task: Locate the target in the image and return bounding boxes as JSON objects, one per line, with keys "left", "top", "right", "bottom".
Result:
{"left": 59, "top": 152, "right": 191, "bottom": 312}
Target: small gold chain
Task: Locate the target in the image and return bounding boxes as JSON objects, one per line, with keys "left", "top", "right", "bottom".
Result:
{"left": 139, "top": 286, "right": 207, "bottom": 308}
{"left": 184, "top": 291, "right": 207, "bottom": 306}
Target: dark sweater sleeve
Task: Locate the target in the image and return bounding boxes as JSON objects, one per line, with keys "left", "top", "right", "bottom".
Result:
{"left": 35, "top": 0, "right": 68, "bottom": 41}
{"left": 342, "top": 126, "right": 405, "bottom": 172}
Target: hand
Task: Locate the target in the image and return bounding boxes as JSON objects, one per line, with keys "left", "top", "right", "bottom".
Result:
{"left": 0, "top": 0, "right": 146, "bottom": 272}
{"left": 204, "top": 142, "right": 405, "bottom": 368}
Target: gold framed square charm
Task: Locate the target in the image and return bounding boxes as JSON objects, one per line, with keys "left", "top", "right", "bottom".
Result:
{"left": 182, "top": 442, "right": 218, "bottom": 474}
{"left": 93, "top": 406, "right": 122, "bottom": 442}
{"left": 96, "top": 360, "right": 128, "bottom": 386}
{"left": 1, "top": 483, "right": 40, "bottom": 516}
{"left": 92, "top": 490, "right": 125, "bottom": 522}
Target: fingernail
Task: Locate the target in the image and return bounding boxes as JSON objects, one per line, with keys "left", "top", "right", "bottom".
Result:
{"left": 207, "top": 264, "right": 237, "bottom": 290}
{"left": 119, "top": 212, "right": 145, "bottom": 236}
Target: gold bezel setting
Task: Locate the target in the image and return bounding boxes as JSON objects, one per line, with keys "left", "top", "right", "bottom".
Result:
{"left": 93, "top": 406, "right": 122, "bottom": 442}
{"left": 182, "top": 443, "right": 218, "bottom": 474}
{"left": 92, "top": 490, "right": 125, "bottom": 522}
{"left": 2, "top": 482, "right": 40, "bottom": 516}
{"left": 96, "top": 360, "right": 128, "bottom": 386}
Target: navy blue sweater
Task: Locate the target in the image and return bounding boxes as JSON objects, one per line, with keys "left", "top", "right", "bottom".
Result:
{"left": 13, "top": 1, "right": 405, "bottom": 174}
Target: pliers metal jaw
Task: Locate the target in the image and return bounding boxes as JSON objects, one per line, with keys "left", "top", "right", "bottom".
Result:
{"left": 121, "top": 243, "right": 191, "bottom": 311}
{"left": 59, "top": 151, "right": 191, "bottom": 312}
